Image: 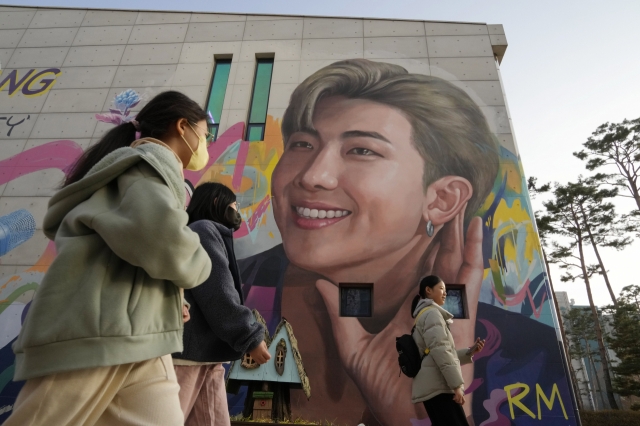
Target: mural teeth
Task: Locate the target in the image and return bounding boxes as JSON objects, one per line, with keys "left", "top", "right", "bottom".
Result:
{"left": 335, "top": 211, "right": 343, "bottom": 218}
{"left": 303, "top": 208, "right": 311, "bottom": 217}
{"left": 326, "top": 211, "right": 335, "bottom": 218}
{"left": 318, "top": 210, "right": 327, "bottom": 219}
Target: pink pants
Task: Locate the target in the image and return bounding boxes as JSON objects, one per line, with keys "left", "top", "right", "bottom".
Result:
{"left": 174, "top": 364, "right": 231, "bottom": 426}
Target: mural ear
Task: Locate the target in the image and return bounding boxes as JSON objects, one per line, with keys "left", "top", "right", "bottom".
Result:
{"left": 423, "top": 176, "right": 473, "bottom": 226}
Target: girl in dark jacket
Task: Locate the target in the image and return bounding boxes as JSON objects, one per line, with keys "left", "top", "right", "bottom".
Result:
{"left": 173, "top": 182, "right": 271, "bottom": 426}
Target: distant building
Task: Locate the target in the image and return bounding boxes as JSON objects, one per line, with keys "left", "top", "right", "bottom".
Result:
{"left": 555, "top": 291, "right": 622, "bottom": 410}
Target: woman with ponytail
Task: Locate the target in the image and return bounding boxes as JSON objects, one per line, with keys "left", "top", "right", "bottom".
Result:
{"left": 410, "top": 275, "right": 485, "bottom": 426}
{"left": 172, "top": 182, "right": 271, "bottom": 426}
{"left": 6, "top": 91, "right": 214, "bottom": 426}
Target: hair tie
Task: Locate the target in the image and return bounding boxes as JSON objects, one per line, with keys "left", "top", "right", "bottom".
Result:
{"left": 130, "top": 119, "right": 141, "bottom": 140}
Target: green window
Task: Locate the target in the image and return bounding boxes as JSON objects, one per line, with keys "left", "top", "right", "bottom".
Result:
{"left": 205, "top": 59, "right": 232, "bottom": 141}
{"left": 246, "top": 59, "right": 274, "bottom": 141}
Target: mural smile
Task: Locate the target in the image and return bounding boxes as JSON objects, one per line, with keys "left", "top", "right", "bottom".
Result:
{"left": 294, "top": 206, "right": 351, "bottom": 219}
{"left": 291, "top": 205, "right": 351, "bottom": 229}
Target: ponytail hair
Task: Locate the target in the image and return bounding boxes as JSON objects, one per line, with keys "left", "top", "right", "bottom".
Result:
{"left": 410, "top": 295, "right": 421, "bottom": 316}
{"left": 63, "top": 90, "right": 208, "bottom": 187}
{"left": 409, "top": 275, "right": 443, "bottom": 315}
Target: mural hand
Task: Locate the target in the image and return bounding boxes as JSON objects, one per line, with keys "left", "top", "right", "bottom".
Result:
{"left": 455, "top": 216, "right": 484, "bottom": 300}
{"left": 432, "top": 203, "right": 467, "bottom": 283}
{"left": 433, "top": 215, "right": 484, "bottom": 344}
{"left": 433, "top": 214, "right": 484, "bottom": 416}
{"left": 316, "top": 279, "right": 422, "bottom": 425}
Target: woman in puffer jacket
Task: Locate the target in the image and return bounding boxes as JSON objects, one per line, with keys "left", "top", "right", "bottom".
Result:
{"left": 411, "top": 275, "right": 485, "bottom": 426}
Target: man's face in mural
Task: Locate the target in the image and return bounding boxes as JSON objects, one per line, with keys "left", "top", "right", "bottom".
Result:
{"left": 272, "top": 96, "right": 428, "bottom": 281}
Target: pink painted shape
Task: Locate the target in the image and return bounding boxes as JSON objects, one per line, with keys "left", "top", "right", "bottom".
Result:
{"left": 247, "top": 196, "right": 271, "bottom": 230}
{"left": 410, "top": 418, "right": 431, "bottom": 426}
{"left": 231, "top": 140, "right": 250, "bottom": 191}
{"left": 491, "top": 278, "right": 547, "bottom": 318}
{"left": 475, "top": 319, "right": 502, "bottom": 361}
{"left": 479, "top": 388, "right": 511, "bottom": 426}
{"left": 0, "top": 140, "right": 84, "bottom": 185}
{"left": 244, "top": 286, "right": 276, "bottom": 325}
{"left": 232, "top": 196, "right": 271, "bottom": 238}
{"left": 183, "top": 122, "right": 245, "bottom": 184}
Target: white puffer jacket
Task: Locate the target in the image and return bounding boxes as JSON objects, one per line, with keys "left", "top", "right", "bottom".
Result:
{"left": 411, "top": 298, "right": 473, "bottom": 403}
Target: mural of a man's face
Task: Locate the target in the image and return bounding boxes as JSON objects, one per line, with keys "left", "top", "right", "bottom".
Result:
{"left": 272, "top": 96, "right": 428, "bottom": 280}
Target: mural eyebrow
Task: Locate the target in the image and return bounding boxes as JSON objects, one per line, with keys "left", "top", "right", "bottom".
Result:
{"left": 341, "top": 130, "right": 391, "bottom": 144}
{"left": 297, "top": 127, "right": 320, "bottom": 137}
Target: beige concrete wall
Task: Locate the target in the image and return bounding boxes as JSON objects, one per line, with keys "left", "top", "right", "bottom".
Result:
{"left": 0, "top": 7, "right": 535, "bottom": 424}
{"left": 0, "top": 5, "right": 510, "bottom": 282}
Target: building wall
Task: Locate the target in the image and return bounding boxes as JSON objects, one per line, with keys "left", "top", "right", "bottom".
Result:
{"left": 0, "top": 5, "right": 577, "bottom": 425}
{"left": 556, "top": 291, "right": 598, "bottom": 410}
{"left": 567, "top": 305, "right": 623, "bottom": 411}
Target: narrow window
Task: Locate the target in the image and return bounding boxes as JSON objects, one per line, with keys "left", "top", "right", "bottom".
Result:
{"left": 443, "top": 284, "right": 468, "bottom": 319}
{"left": 339, "top": 283, "right": 374, "bottom": 318}
{"left": 205, "top": 58, "right": 232, "bottom": 141}
{"left": 246, "top": 58, "right": 274, "bottom": 141}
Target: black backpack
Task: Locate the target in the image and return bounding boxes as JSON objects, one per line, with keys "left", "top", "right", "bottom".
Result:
{"left": 396, "top": 306, "right": 432, "bottom": 378}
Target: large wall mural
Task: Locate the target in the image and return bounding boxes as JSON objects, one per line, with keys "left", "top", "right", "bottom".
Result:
{"left": 0, "top": 59, "right": 576, "bottom": 426}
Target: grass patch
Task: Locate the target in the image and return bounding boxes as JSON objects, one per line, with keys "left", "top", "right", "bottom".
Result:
{"left": 230, "top": 415, "right": 348, "bottom": 425}
{"left": 580, "top": 409, "right": 640, "bottom": 426}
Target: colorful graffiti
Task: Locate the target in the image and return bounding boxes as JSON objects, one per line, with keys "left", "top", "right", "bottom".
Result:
{"left": 0, "top": 60, "right": 575, "bottom": 426}
{"left": 0, "top": 136, "right": 82, "bottom": 418}
{"left": 0, "top": 116, "right": 30, "bottom": 138}
{"left": 0, "top": 69, "right": 61, "bottom": 98}
{"left": 224, "top": 60, "right": 574, "bottom": 426}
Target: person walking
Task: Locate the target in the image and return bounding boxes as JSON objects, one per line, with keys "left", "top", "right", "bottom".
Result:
{"left": 411, "top": 275, "right": 485, "bottom": 426}
{"left": 5, "top": 91, "right": 213, "bottom": 426}
{"left": 173, "top": 182, "right": 271, "bottom": 426}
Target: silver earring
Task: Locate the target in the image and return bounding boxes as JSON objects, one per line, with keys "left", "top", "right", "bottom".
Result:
{"left": 426, "top": 220, "right": 434, "bottom": 237}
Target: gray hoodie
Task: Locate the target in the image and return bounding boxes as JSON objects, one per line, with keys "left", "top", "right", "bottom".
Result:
{"left": 13, "top": 140, "right": 212, "bottom": 381}
{"left": 411, "top": 298, "right": 473, "bottom": 403}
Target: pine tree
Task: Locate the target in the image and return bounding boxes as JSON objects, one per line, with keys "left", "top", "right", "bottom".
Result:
{"left": 564, "top": 308, "right": 606, "bottom": 409}
{"left": 604, "top": 285, "right": 640, "bottom": 399}
{"left": 574, "top": 118, "right": 640, "bottom": 210}
{"left": 528, "top": 177, "right": 583, "bottom": 409}
{"left": 573, "top": 179, "right": 632, "bottom": 306}
{"left": 544, "top": 180, "right": 621, "bottom": 409}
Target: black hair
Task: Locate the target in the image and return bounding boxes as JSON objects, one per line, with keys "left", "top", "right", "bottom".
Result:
{"left": 187, "top": 182, "right": 237, "bottom": 225}
{"left": 410, "top": 275, "right": 443, "bottom": 314}
{"left": 63, "top": 91, "right": 209, "bottom": 187}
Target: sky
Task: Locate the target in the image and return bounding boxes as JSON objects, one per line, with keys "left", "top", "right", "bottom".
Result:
{"left": 5, "top": 0, "right": 640, "bottom": 307}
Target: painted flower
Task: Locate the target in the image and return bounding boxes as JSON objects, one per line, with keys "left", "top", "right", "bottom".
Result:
{"left": 113, "top": 89, "right": 141, "bottom": 114}
{"left": 96, "top": 89, "right": 142, "bottom": 126}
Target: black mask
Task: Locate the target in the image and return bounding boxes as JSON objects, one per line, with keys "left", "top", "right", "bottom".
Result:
{"left": 224, "top": 207, "right": 242, "bottom": 231}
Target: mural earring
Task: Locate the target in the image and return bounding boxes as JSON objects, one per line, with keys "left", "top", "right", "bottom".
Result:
{"left": 426, "top": 220, "right": 434, "bottom": 237}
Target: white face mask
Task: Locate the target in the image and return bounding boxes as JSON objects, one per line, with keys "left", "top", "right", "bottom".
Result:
{"left": 181, "top": 123, "right": 210, "bottom": 171}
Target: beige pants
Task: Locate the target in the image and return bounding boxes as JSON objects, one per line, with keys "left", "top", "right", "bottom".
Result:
{"left": 174, "top": 364, "right": 231, "bottom": 426}
{"left": 4, "top": 355, "right": 183, "bottom": 426}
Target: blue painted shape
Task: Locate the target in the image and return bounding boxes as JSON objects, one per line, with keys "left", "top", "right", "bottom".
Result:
{"left": 0, "top": 209, "right": 35, "bottom": 257}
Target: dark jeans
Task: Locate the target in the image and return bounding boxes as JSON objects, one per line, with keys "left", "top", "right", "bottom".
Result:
{"left": 423, "top": 392, "right": 469, "bottom": 426}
